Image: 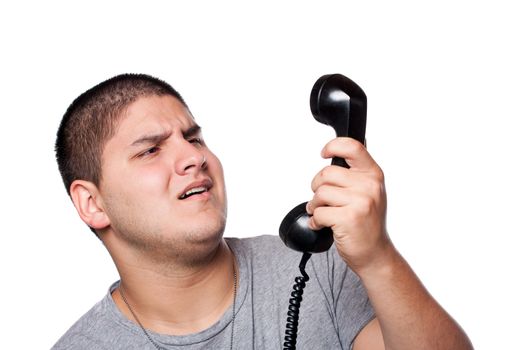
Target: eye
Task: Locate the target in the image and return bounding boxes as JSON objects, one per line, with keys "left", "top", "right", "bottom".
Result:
{"left": 138, "top": 146, "right": 160, "bottom": 158}
{"left": 189, "top": 138, "right": 203, "bottom": 146}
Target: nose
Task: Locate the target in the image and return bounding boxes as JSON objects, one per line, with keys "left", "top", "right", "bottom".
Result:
{"left": 174, "top": 142, "right": 207, "bottom": 175}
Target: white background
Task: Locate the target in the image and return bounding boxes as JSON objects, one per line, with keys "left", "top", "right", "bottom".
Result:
{"left": 1, "top": 1, "right": 524, "bottom": 349}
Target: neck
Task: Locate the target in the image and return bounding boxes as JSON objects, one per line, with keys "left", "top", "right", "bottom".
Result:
{"left": 110, "top": 239, "right": 236, "bottom": 335}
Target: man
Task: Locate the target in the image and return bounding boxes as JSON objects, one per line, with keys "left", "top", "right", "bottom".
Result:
{"left": 53, "top": 74, "right": 473, "bottom": 349}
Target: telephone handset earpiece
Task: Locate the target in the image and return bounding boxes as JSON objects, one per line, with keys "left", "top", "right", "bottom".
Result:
{"left": 279, "top": 74, "right": 367, "bottom": 254}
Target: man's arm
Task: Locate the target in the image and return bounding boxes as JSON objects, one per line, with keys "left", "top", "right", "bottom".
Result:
{"left": 353, "top": 248, "right": 473, "bottom": 350}
{"left": 307, "top": 137, "right": 473, "bottom": 350}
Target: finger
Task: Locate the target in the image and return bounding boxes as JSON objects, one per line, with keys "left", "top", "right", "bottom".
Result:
{"left": 322, "top": 137, "right": 377, "bottom": 171}
{"left": 308, "top": 206, "right": 348, "bottom": 231}
{"left": 308, "top": 206, "right": 333, "bottom": 230}
{"left": 308, "top": 185, "right": 351, "bottom": 213}
{"left": 308, "top": 193, "right": 377, "bottom": 231}
{"left": 311, "top": 170, "right": 382, "bottom": 200}
{"left": 310, "top": 165, "right": 353, "bottom": 193}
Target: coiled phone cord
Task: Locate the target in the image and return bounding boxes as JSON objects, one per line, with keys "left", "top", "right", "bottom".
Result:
{"left": 283, "top": 252, "right": 312, "bottom": 350}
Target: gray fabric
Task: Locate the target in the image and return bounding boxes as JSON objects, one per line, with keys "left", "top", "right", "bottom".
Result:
{"left": 52, "top": 235, "right": 374, "bottom": 349}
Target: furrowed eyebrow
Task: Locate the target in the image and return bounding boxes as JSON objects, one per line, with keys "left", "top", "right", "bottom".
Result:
{"left": 129, "top": 124, "right": 201, "bottom": 148}
{"left": 130, "top": 131, "right": 172, "bottom": 147}
{"left": 182, "top": 124, "right": 202, "bottom": 139}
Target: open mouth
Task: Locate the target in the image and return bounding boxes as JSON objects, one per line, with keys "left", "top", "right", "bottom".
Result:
{"left": 178, "top": 178, "right": 213, "bottom": 200}
{"left": 179, "top": 186, "right": 208, "bottom": 200}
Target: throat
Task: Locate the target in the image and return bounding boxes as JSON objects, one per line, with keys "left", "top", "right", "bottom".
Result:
{"left": 113, "top": 240, "right": 238, "bottom": 335}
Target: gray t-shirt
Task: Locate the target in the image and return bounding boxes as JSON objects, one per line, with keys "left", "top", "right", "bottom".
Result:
{"left": 52, "top": 235, "right": 374, "bottom": 349}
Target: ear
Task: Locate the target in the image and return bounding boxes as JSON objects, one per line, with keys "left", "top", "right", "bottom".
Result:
{"left": 70, "top": 180, "right": 110, "bottom": 230}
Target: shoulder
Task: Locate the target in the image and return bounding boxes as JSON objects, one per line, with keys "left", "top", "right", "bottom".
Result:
{"left": 52, "top": 332, "right": 107, "bottom": 350}
{"left": 51, "top": 289, "right": 117, "bottom": 350}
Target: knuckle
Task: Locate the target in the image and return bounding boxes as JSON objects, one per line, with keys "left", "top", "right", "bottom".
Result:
{"left": 373, "top": 166, "right": 385, "bottom": 182}
{"left": 346, "top": 138, "right": 364, "bottom": 153}
{"left": 319, "top": 166, "right": 332, "bottom": 180}
{"left": 315, "top": 185, "right": 329, "bottom": 201}
{"left": 312, "top": 166, "right": 332, "bottom": 191}
{"left": 355, "top": 194, "right": 375, "bottom": 216}
{"left": 369, "top": 179, "right": 384, "bottom": 199}
{"left": 344, "top": 207, "right": 360, "bottom": 223}
{"left": 310, "top": 178, "right": 316, "bottom": 192}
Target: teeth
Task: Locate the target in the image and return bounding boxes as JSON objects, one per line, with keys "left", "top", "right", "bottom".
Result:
{"left": 180, "top": 186, "right": 207, "bottom": 199}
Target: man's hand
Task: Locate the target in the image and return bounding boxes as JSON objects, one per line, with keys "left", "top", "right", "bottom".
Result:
{"left": 306, "top": 137, "right": 391, "bottom": 274}
{"left": 307, "top": 137, "right": 474, "bottom": 350}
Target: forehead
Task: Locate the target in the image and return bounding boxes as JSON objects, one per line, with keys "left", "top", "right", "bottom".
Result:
{"left": 112, "top": 95, "right": 195, "bottom": 143}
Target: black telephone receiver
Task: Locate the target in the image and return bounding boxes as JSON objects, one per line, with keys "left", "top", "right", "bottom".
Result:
{"left": 279, "top": 74, "right": 367, "bottom": 254}
{"left": 280, "top": 74, "right": 367, "bottom": 350}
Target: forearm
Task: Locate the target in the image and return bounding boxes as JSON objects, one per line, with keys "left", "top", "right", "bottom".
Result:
{"left": 356, "top": 245, "right": 473, "bottom": 350}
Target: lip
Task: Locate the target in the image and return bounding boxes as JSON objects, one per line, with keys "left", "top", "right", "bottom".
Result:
{"left": 178, "top": 178, "right": 213, "bottom": 200}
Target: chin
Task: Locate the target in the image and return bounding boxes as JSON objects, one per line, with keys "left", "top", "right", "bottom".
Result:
{"left": 171, "top": 218, "right": 226, "bottom": 266}
{"left": 185, "top": 215, "right": 227, "bottom": 245}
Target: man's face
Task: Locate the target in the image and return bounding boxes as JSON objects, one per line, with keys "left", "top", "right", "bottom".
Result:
{"left": 98, "top": 95, "right": 227, "bottom": 261}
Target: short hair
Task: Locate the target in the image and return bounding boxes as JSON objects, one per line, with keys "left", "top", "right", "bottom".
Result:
{"left": 55, "top": 74, "right": 187, "bottom": 197}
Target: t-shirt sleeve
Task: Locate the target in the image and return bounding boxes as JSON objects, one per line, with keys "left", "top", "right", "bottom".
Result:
{"left": 310, "top": 245, "right": 376, "bottom": 349}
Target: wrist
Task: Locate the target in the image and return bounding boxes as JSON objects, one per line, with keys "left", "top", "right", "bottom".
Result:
{"left": 351, "top": 243, "right": 403, "bottom": 285}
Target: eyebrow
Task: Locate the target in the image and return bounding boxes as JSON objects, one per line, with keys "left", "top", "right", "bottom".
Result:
{"left": 130, "top": 124, "right": 202, "bottom": 147}
{"left": 130, "top": 130, "right": 172, "bottom": 147}
{"left": 182, "top": 124, "right": 202, "bottom": 139}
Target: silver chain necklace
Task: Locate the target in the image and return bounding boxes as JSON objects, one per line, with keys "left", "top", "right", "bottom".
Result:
{"left": 118, "top": 257, "right": 237, "bottom": 350}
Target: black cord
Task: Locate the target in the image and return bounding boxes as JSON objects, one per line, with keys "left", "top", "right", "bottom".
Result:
{"left": 283, "top": 252, "right": 312, "bottom": 350}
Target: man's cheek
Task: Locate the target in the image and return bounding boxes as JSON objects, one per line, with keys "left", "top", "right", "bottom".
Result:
{"left": 133, "top": 166, "right": 170, "bottom": 192}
